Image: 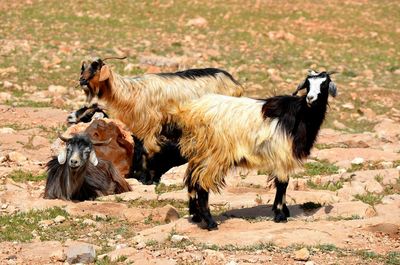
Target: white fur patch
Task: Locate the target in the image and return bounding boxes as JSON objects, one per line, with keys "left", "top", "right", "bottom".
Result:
{"left": 89, "top": 150, "right": 98, "bottom": 166}
{"left": 307, "top": 77, "right": 326, "bottom": 104}
{"left": 57, "top": 149, "right": 67, "bottom": 164}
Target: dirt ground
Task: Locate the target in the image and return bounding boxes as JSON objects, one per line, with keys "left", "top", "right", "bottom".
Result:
{"left": 1, "top": 0, "right": 400, "bottom": 264}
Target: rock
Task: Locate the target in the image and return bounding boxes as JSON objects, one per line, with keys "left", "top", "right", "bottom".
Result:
{"left": 0, "top": 127, "right": 15, "bottom": 134}
{"left": 305, "top": 261, "right": 315, "bottom": 265}
{"left": 186, "top": 17, "right": 208, "bottom": 27}
{"left": 294, "top": 247, "right": 310, "bottom": 261}
{"left": 380, "top": 161, "right": 393, "bottom": 169}
{"left": 152, "top": 204, "right": 180, "bottom": 223}
{"left": 3, "top": 80, "right": 13, "bottom": 88}
{"left": 135, "top": 242, "right": 146, "bottom": 250}
{"left": 48, "top": 85, "right": 68, "bottom": 94}
{"left": 342, "top": 103, "right": 355, "bottom": 110}
{"left": 364, "top": 179, "right": 383, "bottom": 193}
{"left": 0, "top": 92, "right": 12, "bottom": 101}
{"left": 351, "top": 157, "right": 364, "bottom": 165}
{"left": 225, "top": 261, "right": 238, "bottom": 265}
{"left": 52, "top": 96, "right": 65, "bottom": 108}
{"left": 82, "top": 219, "right": 97, "bottom": 226}
{"left": 204, "top": 249, "right": 226, "bottom": 263}
{"left": 39, "top": 220, "right": 54, "bottom": 228}
{"left": 66, "top": 243, "right": 96, "bottom": 264}
{"left": 54, "top": 215, "right": 66, "bottom": 224}
{"left": 7, "top": 152, "right": 27, "bottom": 164}
{"left": 333, "top": 120, "right": 347, "bottom": 130}
{"left": 170, "top": 234, "right": 189, "bottom": 243}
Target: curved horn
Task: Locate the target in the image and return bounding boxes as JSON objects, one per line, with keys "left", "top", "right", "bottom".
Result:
{"left": 91, "top": 138, "right": 112, "bottom": 146}
{"left": 102, "top": 56, "right": 127, "bottom": 61}
{"left": 292, "top": 79, "right": 306, "bottom": 96}
{"left": 58, "top": 132, "right": 72, "bottom": 142}
{"left": 327, "top": 70, "right": 338, "bottom": 75}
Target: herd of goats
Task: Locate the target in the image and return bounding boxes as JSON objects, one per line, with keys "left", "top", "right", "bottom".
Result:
{"left": 43, "top": 57, "right": 338, "bottom": 230}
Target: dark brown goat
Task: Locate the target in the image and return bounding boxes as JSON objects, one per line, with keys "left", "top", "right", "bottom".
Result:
{"left": 44, "top": 134, "right": 131, "bottom": 201}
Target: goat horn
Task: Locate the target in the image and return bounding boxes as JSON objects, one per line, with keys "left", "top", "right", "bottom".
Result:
{"left": 58, "top": 132, "right": 72, "bottom": 142}
{"left": 327, "top": 70, "right": 338, "bottom": 75}
{"left": 102, "top": 56, "right": 127, "bottom": 61}
{"left": 91, "top": 138, "right": 112, "bottom": 145}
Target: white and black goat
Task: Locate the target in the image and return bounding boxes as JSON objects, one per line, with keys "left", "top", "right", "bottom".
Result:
{"left": 67, "top": 103, "right": 108, "bottom": 125}
{"left": 169, "top": 70, "right": 337, "bottom": 230}
{"left": 44, "top": 134, "right": 132, "bottom": 201}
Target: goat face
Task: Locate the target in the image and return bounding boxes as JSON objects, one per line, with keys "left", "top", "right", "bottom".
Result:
{"left": 58, "top": 134, "right": 99, "bottom": 171}
{"left": 79, "top": 58, "right": 111, "bottom": 103}
{"left": 67, "top": 103, "right": 108, "bottom": 125}
{"left": 293, "top": 70, "right": 337, "bottom": 106}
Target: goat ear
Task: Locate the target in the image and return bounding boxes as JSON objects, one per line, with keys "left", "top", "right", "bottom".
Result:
{"left": 89, "top": 150, "right": 98, "bottom": 166}
{"left": 329, "top": 81, "right": 337, "bottom": 97}
{"left": 57, "top": 149, "right": 67, "bottom": 164}
{"left": 292, "top": 79, "right": 307, "bottom": 96}
{"left": 99, "top": 65, "right": 110, "bottom": 82}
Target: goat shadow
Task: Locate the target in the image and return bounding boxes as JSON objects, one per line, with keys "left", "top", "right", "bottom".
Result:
{"left": 189, "top": 204, "right": 334, "bottom": 229}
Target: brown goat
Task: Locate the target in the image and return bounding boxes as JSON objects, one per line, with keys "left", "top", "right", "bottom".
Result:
{"left": 79, "top": 58, "right": 244, "bottom": 156}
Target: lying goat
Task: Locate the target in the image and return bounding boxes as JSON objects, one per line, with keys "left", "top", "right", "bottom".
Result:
{"left": 67, "top": 103, "right": 108, "bottom": 125}
{"left": 79, "top": 57, "right": 244, "bottom": 163}
{"left": 170, "top": 70, "right": 337, "bottom": 230}
{"left": 44, "top": 134, "right": 132, "bottom": 201}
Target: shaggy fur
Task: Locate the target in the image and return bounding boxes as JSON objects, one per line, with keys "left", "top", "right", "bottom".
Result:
{"left": 44, "top": 134, "right": 131, "bottom": 201}
{"left": 169, "top": 71, "right": 337, "bottom": 229}
{"left": 80, "top": 58, "right": 243, "bottom": 155}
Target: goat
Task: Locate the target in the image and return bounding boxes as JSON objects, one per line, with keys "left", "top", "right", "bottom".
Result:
{"left": 78, "top": 58, "right": 244, "bottom": 159}
{"left": 67, "top": 103, "right": 108, "bottom": 125}
{"left": 169, "top": 70, "right": 337, "bottom": 230}
{"left": 44, "top": 134, "right": 132, "bottom": 201}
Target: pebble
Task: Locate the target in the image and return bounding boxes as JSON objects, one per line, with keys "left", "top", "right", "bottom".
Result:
{"left": 294, "top": 248, "right": 310, "bottom": 261}
{"left": 171, "top": 235, "right": 190, "bottom": 243}
{"left": 54, "top": 215, "right": 66, "bottom": 224}
{"left": 83, "top": 219, "right": 96, "bottom": 226}
{"left": 351, "top": 157, "right": 364, "bottom": 165}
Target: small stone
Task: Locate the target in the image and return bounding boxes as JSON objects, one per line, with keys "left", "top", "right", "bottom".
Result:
{"left": 54, "top": 215, "right": 66, "bottom": 223}
{"left": 52, "top": 96, "right": 65, "bottom": 108}
{"left": 170, "top": 234, "right": 189, "bottom": 243}
{"left": 136, "top": 242, "right": 146, "bottom": 249}
{"left": 305, "top": 261, "right": 315, "bottom": 265}
{"left": 0, "top": 128, "right": 16, "bottom": 134}
{"left": 83, "top": 219, "right": 97, "bottom": 226}
{"left": 333, "top": 120, "right": 347, "bottom": 130}
{"left": 3, "top": 81, "right": 13, "bottom": 88}
{"left": 351, "top": 157, "right": 364, "bottom": 165}
{"left": 0, "top": 92, "right": 12, "bottom": 101}
{"left": 186, "top": 17, "right": 208, "bottom": 27}
{"left": 225, "top": 261, "right": 238, "bottom": 265}
{"left": 342, "top": 103, "right": 355, "bottom": 110}
{"left": 48, "top": 85, "right": 68, "bottom": 94}
{"left": 294, "top": 247, "right": 310, "bottom": 261}
{"left": 39, "top": 220, "right": 54, "bottom": 228}
{"left": 66, "top": 243, "right": 96, "bottom": 264}
{"left": 338, "top": 168, "right": 347, "bottom": 174}
{"left": 7, "top": 151, "right": 27, "bottom": 164}
{"left": 1, "top": 204, "right": 8, "bottom": 209}
{"left": 380, "top": 161, "right": 393, "bottom": 169}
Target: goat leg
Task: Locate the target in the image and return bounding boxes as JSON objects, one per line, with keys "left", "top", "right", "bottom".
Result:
{"left": 196, "top": 185, "right": 218, "bottom": 230}
{"left": 272, "top": 178, "right": 290, "bottom": 222}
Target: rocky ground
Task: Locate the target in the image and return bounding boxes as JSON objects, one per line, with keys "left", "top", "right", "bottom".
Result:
{"left": 1, "top": 0, "right": 400, "bottom": 264}
{"left": 0, "top": 105, "right": 399, "bottom": 265}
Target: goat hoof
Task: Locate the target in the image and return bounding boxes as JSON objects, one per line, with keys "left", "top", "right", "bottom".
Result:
{"left": 282, "top": 204, "right": 290, "bottom": 217}
{"left": 206, "top": 221, "right": 218, "bottom": 231}
{"left": 273, "top": 212, "right": 288, "bottom": 223}
{"left": 191, "top": 214, "right": 202, "bottom": 223}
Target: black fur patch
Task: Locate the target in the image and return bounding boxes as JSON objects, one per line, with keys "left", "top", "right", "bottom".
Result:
{"left": 261, "top": 94, "right": 328, "bottom": 159}
{"left": 157, "top": 68, "right": 240, "bottom": 85}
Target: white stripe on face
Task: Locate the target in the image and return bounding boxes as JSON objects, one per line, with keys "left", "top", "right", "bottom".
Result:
{"left": 307, "top": 77, "right": 326, "bottom": 104}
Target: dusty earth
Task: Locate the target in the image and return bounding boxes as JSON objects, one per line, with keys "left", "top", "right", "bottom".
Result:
{"left": 0, "top": 105, "right": 399, "bottom": 265}
{"left": 1, "top": 0, "right": 400, "bottom": 264}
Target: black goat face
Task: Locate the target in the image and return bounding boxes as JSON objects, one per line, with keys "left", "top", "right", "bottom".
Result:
{"left": 57, "top": 135, "right": 98, "bottom": 169}
{"left": 67, "top": 103, "right": 108, "bottom": 125}
{"left": 293, "top": 70, "right": 337, "bottom": 106}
